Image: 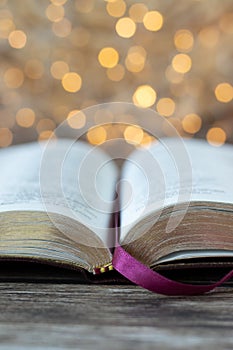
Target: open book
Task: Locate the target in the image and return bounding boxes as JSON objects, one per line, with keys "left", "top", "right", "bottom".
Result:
{"left": 1, "top": 137, "right": 233, "bottom": 293}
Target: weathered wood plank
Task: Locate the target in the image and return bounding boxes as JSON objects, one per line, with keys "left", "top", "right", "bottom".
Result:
{"left": 0, "top": 284, "right": 233, "bottom": 349}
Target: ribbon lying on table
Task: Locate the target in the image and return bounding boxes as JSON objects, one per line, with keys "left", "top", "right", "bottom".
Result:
{"left": 112, "top": 245, "right": 233, "bottom": 296}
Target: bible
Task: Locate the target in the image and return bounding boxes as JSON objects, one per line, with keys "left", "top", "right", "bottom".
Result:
{"left": 1, "top": 137, "right": 233, "bottom": 295}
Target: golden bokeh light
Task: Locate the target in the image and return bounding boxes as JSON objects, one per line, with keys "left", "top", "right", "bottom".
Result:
{"left": 198, "top": 26, "right": 219, "bottom": 48}
{"left": 124, "top": 125, "right": 144, "bottom": 145}
{"left": 133, "top": 85, "right": 157, "bottom": 108}
{"left": 52, "top": 18, "right": 72, "bottom": 37}
{"left": 16, "top": 108, "right": 36, "bottom": 128}
{"left": 206, "top": 127, "right": 226, "bottom": 146}
{"left": 174, "top": 29, "right": 194, "bottom": 52}
{"left": 156, "top": 98, "right": 176, "bottom": 117}
{"left": 8, "top": 30, "right": 27, "bottom": 49}
{"left": 67, "top": 110, "right": 86, "bottom": 129}
{"left": 143, "top": 11, "right": 163, "bottom": 32}
{"left": 125, "top": 45, "right": 146, "bottom": 73}
{"left": 214, "top": 83, "right": 233, "bottom": 103}
{"left": 182, "top": 113, "right": 202, "bottom": 134}
{"left": 24, "top": 60, "right": 44, "bottom": 80}
{"left": 0, "top": 0, "right": 231, "bottom": 150}
{"left": 38, "top": 130, "right": 56, "bottom": 141}
{"left": 50, "top": 60, "right": 69, "bottom": 80}
{"left": 115, "top": 17, "right": 136, "bottom": 38}
{"left": 139, "top": 132, "right": 154, "bottom": 148}
{"left": 129, "top": 3, "right": 148, "bottom": 23}
{"left": 87, "top": 126, "right": 107, "bottom": 145}
{"left": 106, "top": 0, "right": 126, "bottom": 18}
{"left": 45, "top": 4, "right": 64, "bottom": 22}
{"left": 107, "top": 64, "right": 125, "bottom": 81}
{"left": 0, "top": 128, "right": 13, "bottom": 147}
{"left": 98, "top": 47, "right": 119, "bottom": 68}
{"left": 62, "top": 72, "right": 82, "bottom": 92}
{"left": 172, "top": 53, "right": 192, "bottom": 73}
{"left": 4, "top": 67, "right": 24, "bottom": 88}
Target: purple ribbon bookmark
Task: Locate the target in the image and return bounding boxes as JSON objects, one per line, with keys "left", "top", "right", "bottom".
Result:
{"left": 112, "top": 245, "right": 233, "bottom": 295}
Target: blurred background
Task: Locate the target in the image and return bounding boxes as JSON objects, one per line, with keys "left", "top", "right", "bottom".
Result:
{"left": 0, "top": 0, "right": 232, "bottom": 149}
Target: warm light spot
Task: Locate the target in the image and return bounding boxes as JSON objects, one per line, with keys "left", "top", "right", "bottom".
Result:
{"left": 62, "top": 72, "right": 82, "bottom": 92}
{"left": 0, "top": 128, "right": 13, "bottom": 147}
{"left": 206, "top": 127, "right": 226, "bottom": 146}
{"left": 125, "top": 58, "right": 145, "bottom": 73}
{"left": 0, "top": 18, "right": 15, "bottom": 39}
{"left": 52, "top": 18, "right": 72, "bottom": 37}
{"left": 8, "top": 30, "right": 27, "bottom": 49}
{"left": 50, "top": 61, "right": 69, "bottom": 80}
{"left": 67, "top": 110, "right": 86, "bottom": 129}
{"left": 124, "top": 125, "right": 144, "bottom": 145}
{"left": 165, "top": 65, "right": 184, "bottom": 84}
{"left": 156, "top": 98, "right": 176, "bottom": 117}
{"left": 46, "top": 4, "right": 64, "bottom": 22}
{"left": 107, "top": 64, "right": 125, "bottom": 81}
{"left": 143, "top": 11, "right": 163, "bottom": 32}
{"left": 174, "top": 29, "right": 194, "bottom": 52}
{"left": 182, "top": 113, "right": 202, "bottom": 134}
{"left": 214, "top": 83, "right": 233, "bottom": 103}
{"left": 106, "top": 0, "right": 126, "bottom": 18}
{"left": 38, "top": 130, "right": 55, "bottom": 141}
{"left": 70, "top": 27, "right": 90, "bottom": 47}
{"left": 133, "top": 85, "right": 157, "bottom": 108}
{"left": 75, "top": 0, "right": 95, "bottom": 13}
{"left": 36, "top": 118, "right": 56, "bottom": 133}
{"left": 115, "top": 17, "right": 136, "bottom": 38}
{"left": 98, "top": 47, "right": 119, "bottom": 68}
{"left": 24, "top": 59, "right": 44, "bottom": 79}
{"left": 87, "top": 126, "right": 107, "bottom": 145}
{"left": 198, "top": 26, "right": 219, "bottom": 48}
{"left": 129, "top": 3, "right": 148, "bottom": 23}
{"left": 219, "top": 12, "right": 233, "bottom": 34}
{"left": 140, "top": 132, "right": 154, "bottom": 148}
{"left": 16, "top": 108, "right": 35, "bottom": 128}
{"left": 172, "top": 53, "right": 192, "bottom": 73}
{"left": 125, "top": 45, "right": 146, "bottom": 73}
{"left": 4, "top": 67, "right": 24, "bottom": 88}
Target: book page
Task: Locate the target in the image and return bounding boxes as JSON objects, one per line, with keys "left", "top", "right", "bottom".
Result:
{"left": 120, "top": 138, "right": 233, "bottom": 241}
{"left": 0, "top": 139, "right": 119, "bottom": 247}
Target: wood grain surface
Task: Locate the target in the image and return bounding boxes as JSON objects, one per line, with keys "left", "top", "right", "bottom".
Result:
{"left": 0, "top": 283, "right": 233, "bottom": 349}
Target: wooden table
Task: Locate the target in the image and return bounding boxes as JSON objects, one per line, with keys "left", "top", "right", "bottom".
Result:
{"left": 0, "top": 283, "right": 232, "bottom": 349}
